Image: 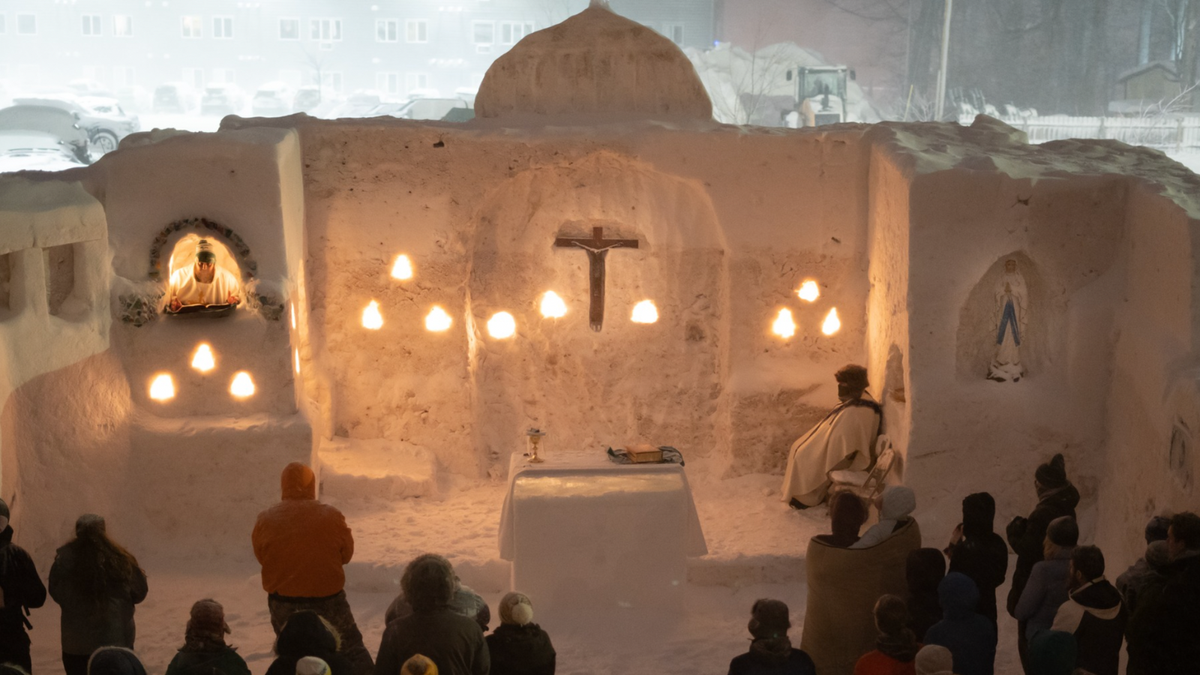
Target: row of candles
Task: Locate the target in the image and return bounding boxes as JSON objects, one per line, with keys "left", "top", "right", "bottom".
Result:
{"left": 148, "top": 343, "right": 258, "bottom": 402}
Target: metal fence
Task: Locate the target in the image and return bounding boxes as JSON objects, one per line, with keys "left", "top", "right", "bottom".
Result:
{"left": 960, "top": 114, "right": 1200, "bottom": 150}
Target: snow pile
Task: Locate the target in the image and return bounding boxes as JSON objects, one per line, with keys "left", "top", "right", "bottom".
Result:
{"left": 475, "top": 3, "right": 712, "bottom": 121}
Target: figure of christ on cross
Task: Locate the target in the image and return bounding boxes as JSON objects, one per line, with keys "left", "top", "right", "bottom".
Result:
{"left": 554, "top": 226, "right": 640, "bottom": 332}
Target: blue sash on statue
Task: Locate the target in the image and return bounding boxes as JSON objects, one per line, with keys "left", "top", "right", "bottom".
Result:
{"left": 996, "top": 299, "right": 1021, "bottom": 346}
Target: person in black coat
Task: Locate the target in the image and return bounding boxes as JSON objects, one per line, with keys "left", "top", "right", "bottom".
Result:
{"left": 265, "top": 611, "right": 354, "bottom": 675}
{"left": 1136, "top": 512, "right": 1200, "bottom": 675}
{"left": 727, "top": 598, "right": 816, "bottom": 675}
{"left": 947, "top": 492, "right": 1009, "bottom": 629}
{"left": 486, "top": 592, "right": 555, "bottom": 675}
{"left": 1005, "top": 454, "right": 1079, "bottom": 668}
{"left": 904, "top": 548, "right": 946, "bottom": 642}
{"left": 0, "top": 499, "right": 47, "bottom": 673}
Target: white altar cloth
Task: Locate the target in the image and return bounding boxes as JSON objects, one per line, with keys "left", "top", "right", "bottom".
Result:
{"left": 498, "top": 450, "right": 707, "bottom": 616}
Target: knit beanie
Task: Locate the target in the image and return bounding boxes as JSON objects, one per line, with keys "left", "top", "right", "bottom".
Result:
{"left": 499, "top": 592, "right": 534, "bottom": 626}
{"left": 185, "top": 599, "right": 230, "bottom": 647}
{"left": 1146, "top": 540, "right": 1171, "bottom": 571}
{"left": 401, "top": 655, "right": 438, "bottom": 675}
{"left": 914, "top": 644, "right": 954, "bottom": 675}
{"left": 1145, "top": 515, "right": 1171, "bottom": 544}
{"left": 749, "top": 598, "right": 791, "bottom": 639}
{"left": 295, "top": 657, "right": 329, "bottom": 675}
{"left": 1035, "top": 454, "right": 1068, "bottom": 489}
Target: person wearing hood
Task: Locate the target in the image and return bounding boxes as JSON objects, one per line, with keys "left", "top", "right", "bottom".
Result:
{"left": 1050, "top": 545, "right": 1125, "bottom": 675}
{"left": 1025, "top": 631, "right": 1076, "bottom": 675}
{"left": 86, "top": 647, "right": 147, "bottom": 675}
{"left": 1013, "top": 516, "right": 1078, "bottom": 670}
{"left": 924, "top": 573, "right": 996, "bottom": 675}
{"left": 1123, "top": 540, "right": 1170, "bottom": 675}
{"left": 0, "top": 498, "right": 47, "bottom": 673}
{"left": 851, "top": 486, "right": 917, "bottom": 550}
{"left": 1114, "top": 515, "right": 1169, "bottom": 616}
{"left": 945, "top": 492, "right": 1008, "bottom": 628}
{"left": 905, "top": 549, "right": 946, "bottom": 642}
{"left": 486, "top": 592, "right": 555, "bottom": 675}
{"left": 252, "top": 463, "right": 372, "bottom": 675}
{"left": 854, "top": 595, "right": 921, "bottom": 675}
{"left": 266, "top": 611, "right": 354, "bottom": 675}
{"left": 1134, "top": 511, "right": 1200, "bottom": 675}
{"left": 49, "top": 514, "right": 148, "bottom": 675}
{"left": 913, "top": 645, "right": 956, "bottom": 675}
{"left": 165, "top": 599, "right": 250, "bottom": 675}
{"left": 816, "top": 491, "right": 869, "bottom": 548}
{"left": 385, "top": 577, "right": 491, "bottom": 633}
{"left": 728, "top": 598, "right": 815, "bottom": 675}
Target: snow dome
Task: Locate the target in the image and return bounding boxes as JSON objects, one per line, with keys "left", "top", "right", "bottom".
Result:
{"left": 475, "top": 1, "right": 713, "bottom": 120}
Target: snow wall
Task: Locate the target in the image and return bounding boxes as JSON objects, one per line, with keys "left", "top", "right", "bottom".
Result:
{"left": 0, "top": 114, "right": 1197, "bottom": 570}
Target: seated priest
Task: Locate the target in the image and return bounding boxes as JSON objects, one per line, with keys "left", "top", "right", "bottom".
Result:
{"left": 781, "top": 364, "right": 882, "bottom": 509}
{"left": 168, "top": 240, "right": 241, "bottom": 311}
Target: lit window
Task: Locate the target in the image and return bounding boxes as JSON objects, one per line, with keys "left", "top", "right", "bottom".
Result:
{"left": 362, "top": 300, "right": 384, "bottom": 330}
{"left": 487, "top": 312, "right": 516, "bottom": 339}
{"left": 17, "top": 14, "right": 36, "bottom": 35}
{"left": 82, "top": 15, "right": 101, "bottom": 36}
{"left": 181, "top": 16, "right": 202, "bottom": 38}
{"left": 149, "top": 374, "right": 175, "bottom": 402}
{"left": 113, "top": 15, "right": 133, "bottom": 37}
{"left": 376, "top": 18, "right": 398, "bottom": 42}
{"left": 213, "top": 16, "right": 233, "bottom": 39}
{"left": 279, "top": 18, "right": 300, "bottom": 40}
{"left": 406, "top": 19, "right": 427, "bottom": 43}
{"left": 230, "top": 372, "right": 256, "bottom": 398}
{"left": 310, "top": 18, "right": 342, "bottom": 41}
{"left": 631, "top": 300, "right": 658, "bottom": 324}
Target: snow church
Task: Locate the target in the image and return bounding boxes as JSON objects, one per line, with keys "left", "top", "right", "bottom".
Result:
{"left": 0, "top": 3, "right": 1198, "bottom": 673}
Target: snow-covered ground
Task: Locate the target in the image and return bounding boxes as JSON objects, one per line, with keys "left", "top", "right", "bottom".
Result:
{"left": 24, "top": 467, "right": 1024, "bottom": 675}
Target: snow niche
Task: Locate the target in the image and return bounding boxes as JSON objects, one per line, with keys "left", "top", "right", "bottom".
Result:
{"left": 475, "top": 1, "right": 713, "bottom": 122}
{"left": 956, "top": 252, "right": 1053, "bottom": 382}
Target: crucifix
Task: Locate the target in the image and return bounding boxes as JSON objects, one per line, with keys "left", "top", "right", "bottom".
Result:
{"left": 554, "top": 226, "right": 639, "bottom": 332}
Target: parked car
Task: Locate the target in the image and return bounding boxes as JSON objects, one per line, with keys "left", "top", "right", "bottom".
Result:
{"left": 370, "top": 98, "right": 471, "bottom": 121}
{"left": 326, "top": 90, "right": 384, "bottom": 119}
{"left": 115, "top": 85, "right": 153, "bottom": 115}
{"left": 251, "top": 81, "right": 295, "bottom": 117}
{"left": 13, "top": 96, "right": 139, "bottom": 159}
{"left": 154, "top": 82, "right": 199, "bottom": 113}
{"left": 68, "top": 79, "right": 116, "bottom": 98}
{"left": 293, "top": 85, "right": 322, "bottom": 113}
{"left": 0, "top": 130, "right": 89, "bottom": 173}
{"left": 201, "top": 83, "right": 247, "bottom": 116}
{"left": 0, "top": 105, "right": 91, "bottom": 166}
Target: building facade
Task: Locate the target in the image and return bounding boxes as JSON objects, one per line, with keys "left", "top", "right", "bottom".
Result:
{"left": 0, "top": 0, "right": 715, "bottom": 104}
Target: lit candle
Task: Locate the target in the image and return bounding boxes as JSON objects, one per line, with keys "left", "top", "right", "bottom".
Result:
{"left": 191, "top": 343, "right": 216, "bottom": 372}
{"left": 797, "top": 280, "right": 820, "bottom": 302}
{"left": 391, "top": 254, "right": 414, "bottom": 280}
{"left": 230, "top": 371, "right": 256, "bottom": 398}
{"left": 362, "top": 300, "right": 384, "bottom": 330}
{"left": 772, "top": 308, "right": 796, "bottom": 338}
{"left": 425, "top": 306, "right": 452, "bottom": 331}
{"left": 822, "top": 307, "right": 841, "bottom": 335}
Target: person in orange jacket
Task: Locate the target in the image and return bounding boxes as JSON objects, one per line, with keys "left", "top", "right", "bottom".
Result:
{"left": 252, "top": 462, "right": 373, "bottom": 675}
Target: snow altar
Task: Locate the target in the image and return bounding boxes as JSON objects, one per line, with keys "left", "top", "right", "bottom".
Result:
{"left": 0, "top": 5, "right": 1196, "bottom": 668}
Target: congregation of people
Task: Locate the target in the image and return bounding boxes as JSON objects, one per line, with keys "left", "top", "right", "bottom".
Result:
{"left": 1, "top": 452, "right": 1198, "bottom": 675}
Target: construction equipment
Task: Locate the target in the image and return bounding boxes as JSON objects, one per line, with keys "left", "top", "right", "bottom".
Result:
{"left": 787, "top": 65, "right": 853, "bottom": 127}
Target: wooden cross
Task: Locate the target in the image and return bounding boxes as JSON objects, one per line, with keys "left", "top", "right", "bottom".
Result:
{"left": 554, "top": 226, "right": 639, "bottom": 332}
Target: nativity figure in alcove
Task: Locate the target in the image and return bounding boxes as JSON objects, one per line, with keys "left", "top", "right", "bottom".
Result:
{"left": 166, "top": 239, "right": 241, "bottom": 314}
{"left": 780, "top": 365, "right": 882, "bottom": 509}
{"left": 987, "top": 259, "right": 1027, "bottom": 383}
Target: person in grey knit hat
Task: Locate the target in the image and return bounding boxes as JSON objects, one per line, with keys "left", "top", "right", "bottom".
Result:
{"left": 0, "top": 498, "right": 47, "bottom": 673}
{"left": 486, "top": 592, "right": 555, "bottom": 675}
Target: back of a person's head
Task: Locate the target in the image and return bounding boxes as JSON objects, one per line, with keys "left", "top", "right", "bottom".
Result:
{"left": 1035, "top": 453, "right": 1069, "bottom": 489}
{"left": 295, "top": 656, "right": 330, "bottom": 675}
{"left": 748, "top": 598, "right": 790, "bottom": 640}
{"left": 69, "top": 514, "right": 138, "bottom": 598}
{"left": 1145, "top": 515, "right": 1172, "bottom": 544}
{"left": 873, "top": 594, "right": 910, "bottom": 636}
{"left": 1047, "top": 516, "right": 1079, "bottom": 548}
{"left": 1027, "top": 630, "right": 1078, "bottom": 675}
{"left": 276, "top": 610, "right": 338, "bottom": 656}
{"left": 1071, "top": 545, "right": 1105, "bottom": 581}
{"left": 185, "top": 598, "right": 230, "bottom": 650}
{"left": 961, "top": 492, "right": 996, "bottom": 536}
{"left": 914, "top": 644, "right": 954, "bottom": 675}
{"left": 879, "top": 485, "right": 917, "bottom": 521}
{"left": 1171, "top": 512, "right": 1200, "bottom": 550}
{"left": 906, "top": 548, "right": 946, "bottom": 596}
{"left": 937, "top": 572, "right": 980, "bottom": 618}
{"left": 87, "top": 647, "right": 147, "bottom": 675}
{"left": 829, "top": 491, "right": 868, "bottom": 538}
{"left": 401, "top": 655, "right": 438, "bottom": 675}
{"left": 499, "top": 592, "right": 534, "bottom": 626}
{"left": 1146, "top": 540, "right": 1171, "bottom": 571}
{"left": 401, "top": 554, "right": 455, "bottom": 612}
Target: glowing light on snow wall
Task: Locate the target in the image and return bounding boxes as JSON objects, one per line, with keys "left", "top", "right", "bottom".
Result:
{"left": 631, "top": 300, "right": 658, "bottom": 324}
{"left": 540, "top": 291, "right": 567, "bottom": 319}
{"left": 191, "top": 343, "right": 216, "bottom": 372}
{"left": 391, "top": 255, "right": 414, "bottom": 280}
{"left": 772, "top": 308, "right": 796, "bottom": 338}
{"left": 149, "top": 374, "right": 175, "bottom": 401}
{"left": 425, "top": 306, "right": 452, "bottom": 332}
{"left": 362, "top": 301, "right": 384, "bottom": 330}
{"left": 822, "top": 308, "right": 842, "bottom": 335}
{"left": 488, "top": 312, "right": 516, "bottom": 339}
{"left": 797, "top": 280, "right": 820, "bottom": 302}
{"left": 230, "top": 371, "right": 256, "bottom": 398}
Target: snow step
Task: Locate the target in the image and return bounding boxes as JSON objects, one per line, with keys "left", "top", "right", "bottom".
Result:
{"left": 318, "top": 437, "right": 438, "bottom": 501}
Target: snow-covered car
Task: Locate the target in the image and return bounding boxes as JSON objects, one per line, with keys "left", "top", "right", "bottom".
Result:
{"left": 68, "top": 79, "right": 115, "bottom": 97}
{"left": 369, "top": 98, "right": 472, "bottom": 121}
{"left": 251, "top": 82, "right": 295, "bottom": 117}
{"left": 201, "top": 83, "right": 247, "bottom": 116}
{"left": 293, "top": 85, "right": 323, "bottom": 113}
{"left": 0, "top": 130, "right": 89, "bottom": 173}
{"left": 13, "top": 96, "right": 140, "bottom": 159}
{"left": 154, "top": 82, "right": 200, "bottom": 114}
{"left": 0, "top": 106, "right": 91, "bottom": 167}
{"left": 326, "top": 90, "right": 385, "bottom": 119}
{"left": 115, "top": 85, "right": 153, "bottom": 115}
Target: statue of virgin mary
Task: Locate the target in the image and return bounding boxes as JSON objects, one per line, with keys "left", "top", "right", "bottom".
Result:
{"left": 987, "top": 259, "right": 1027, "bottom": 382}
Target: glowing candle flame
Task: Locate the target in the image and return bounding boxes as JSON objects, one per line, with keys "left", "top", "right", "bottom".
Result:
{"left": 391, "top": 254, "right": 414, "bottom": 280}
{"left": 822, "top": 307, "right": 842, "bottom": 335}
{"left": 540, "top": 291, "right": 567, "bottom": 318}
{"left": 631, "top": 300, "right": 658, "bottom": 324}
{"left": 230, "top": 371, "right": 256, "bottom": 398}
{"left": 487, "top": 311, "right": 516, "bottom": 339}
{"left": 149, "top": 374, "right": 175, "bottom": 401}
{"left": 191, "top": 343, "right": 216, "bottom": 372}
{"left": 425, "top": 306, "right": 452, "bottom": 332}
{"left": 294, "top": 349, "right": 300, "bottom": 374}
{"left": 797, "top": 280, "right": 820, "bottom": 302}
{"left": 362, "top": 300, "right": 384, "bottom": 330}
{"left": 772, "top": 308, "right": 796, "bottom": 338}
{"left": 290, "top": 303, "right": 296, "bottom": 329}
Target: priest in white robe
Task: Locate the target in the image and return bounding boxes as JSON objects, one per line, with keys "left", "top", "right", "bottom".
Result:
{"left": 781, "top": 364, "right": 882, "bottom": 509}
{"left": 168, "top": 239, "right": 241, "bottom": 311}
